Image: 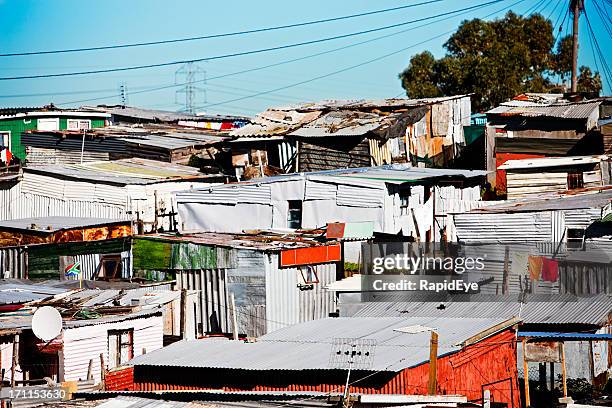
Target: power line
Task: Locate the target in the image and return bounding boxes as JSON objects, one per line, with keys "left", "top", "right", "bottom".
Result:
{"left": 196, "top": 0, "right": 530, "bottom": 110}
{"left": 0, "top": 0, "right": 445, "bottom": 58}
{"left": 583, "top": 7, "right": 612, "bottom": 90}
{"left": 51, "top": 0, "right": 504, "bottom": 106}
{"left": 0, "top": 1, "right": 505, "bottom": 81}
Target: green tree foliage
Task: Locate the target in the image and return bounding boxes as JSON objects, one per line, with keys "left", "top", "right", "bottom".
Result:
{"left": 399, "top": 12, "right": 602, "bottom": 111}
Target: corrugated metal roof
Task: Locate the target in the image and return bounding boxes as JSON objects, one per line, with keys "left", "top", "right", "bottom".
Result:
{"left": 465, "top": 189, "right": 612, "bottom": 213}
{"left": 82, "top": 106, "right": 249, "bottom": 123}
{"left": 24, "top": 158, "right": 219, "bottom": 185}
{"left": 180, "top": 164, "right": 486, "bottom": 199}
{"left": 0, "top": 282, "right": 66, "bottom": 305}
{"left": 129, "top": 316, "right": 513, "bottom": 372}
{"left": 0, "top": 217, "right": 128, "bottom": 233}
{"left": 272, "top": 95, "right": 472, "bottom": 112}
{"left": 349, "top": 294, "right": 612, "bottom": 325}
{"left": 518, "top": 332, "right": 612, "bottom": 340}
{"left": 487, "top": 100, "right": 602, "bottom": 119}
{"left": 138, "top": 230, "right": 335, "bottom": 252}
{"left": 288, "top": 111, "right": 384, "bottom": 137}
{"left": 230, "top": 110, "right": 321, "bottom": 138}
{"left": 498, "top": 155, "right": 607, "bottom": 170}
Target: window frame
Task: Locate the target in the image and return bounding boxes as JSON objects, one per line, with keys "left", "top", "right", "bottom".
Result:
{"left": 66, "top": 119, "right": 92, "bottom": 131}
{"left": 107, "top": 329, "right": 134, "bottom": 368}
{"left": 287, "top": 200, "right": 303, "bottom": 229}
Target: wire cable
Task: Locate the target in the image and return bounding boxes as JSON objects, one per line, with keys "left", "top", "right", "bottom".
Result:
{"left": 52, "top": 0, "right": 506, "bottom": 106}
{"left": 196, "top": 0, "right": 530, "bottom": 110}
{"left": 0, "top": 0, "right": 445, "bottom": 58}
{"left": 0, "top": 1, "right": 505, "bottom": 81}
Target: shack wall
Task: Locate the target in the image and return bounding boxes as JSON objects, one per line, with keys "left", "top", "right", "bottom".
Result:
{"left": 62, "top": 314, "right": 163, "bottom": 382}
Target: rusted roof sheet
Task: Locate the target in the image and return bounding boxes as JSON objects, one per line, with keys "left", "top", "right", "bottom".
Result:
{"left": 273, "top": 95, "right": 472, "bottom": 112}
{"left": 230, "top": 110, "right": 321, "bottom": 138}
{"left": 138, "top": 230, "right": 335, "bottom": 252}
{"left": 288, "top": 111, "right": 385, "bottom": 137}
{"left": 0, "top": 217, "right": 129, "bottom": 233}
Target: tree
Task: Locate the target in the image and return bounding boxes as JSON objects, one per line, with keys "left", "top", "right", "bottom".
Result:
{"left": 577, "top": 66, "right": 602, "bottom": 93}
{"left": 398, "top": 12, "right": 602, "bottom": 111}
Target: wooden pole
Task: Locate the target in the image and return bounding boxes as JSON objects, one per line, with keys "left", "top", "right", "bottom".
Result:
{"left": 522, "top": 339, "right": 530, "bottom": 407}
{"left": 99, "top": 353, "right": 106, "bottom": 387}
{"left": 87, "top": 359, "right": 93, "bottom": 380}
{"left": 427, "top": 331, "right": 438, "bottom": 395}
{"left": 502, "top": 246, "right": 509, "bottom": 294}
{"left": 230, "top": 293, "right": 239, "bottom": 341}
{"left": 180, "top": 289, "right": 187, "bottom": 339}
{"left": 570, "top": 0, "right": 581, "bottom": 92}
{"left": 10, "top": 335, "right": 18, "bottom": 388}
{"left": 561, "top": 342, "right": 568, "bottom": 398}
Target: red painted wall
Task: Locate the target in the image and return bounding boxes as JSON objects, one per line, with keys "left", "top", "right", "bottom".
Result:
{"left": 495, "top": 153, "right": 544, "bottom": 195}
{"left": 109, "top": 330, "right": 520, "bottom": 407}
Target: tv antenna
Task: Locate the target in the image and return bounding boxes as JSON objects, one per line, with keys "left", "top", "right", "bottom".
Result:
{"left": 175, "top": 62, "right": 206, "bottom": 114}
{"left": 329, "top": 338, "right": 376, "bottom": 408}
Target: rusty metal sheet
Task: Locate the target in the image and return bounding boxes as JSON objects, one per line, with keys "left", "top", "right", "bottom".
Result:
{"left": 525, "top": 341, "right": 561, "bottom": 362}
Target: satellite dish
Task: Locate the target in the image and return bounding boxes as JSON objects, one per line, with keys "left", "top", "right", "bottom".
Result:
{"left": 32, "top": 306, "right": 62, "bottom": 341}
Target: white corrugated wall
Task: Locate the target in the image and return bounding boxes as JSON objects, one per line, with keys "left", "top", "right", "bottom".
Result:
{"left": 264, "top": 254, "right": 337, "bottom": 334}
{"left": 62, "top": 314, "right": 163, "bottom": 382}
{"left": 0, "top": 182, "right": 21, "bottom": 220}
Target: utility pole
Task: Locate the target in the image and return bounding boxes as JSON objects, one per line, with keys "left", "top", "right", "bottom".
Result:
{"left": 175, "top": 62, "right": 206, "bottom": 114}
{"left": 570, "top": 0, "right": 584, "bottom": 92}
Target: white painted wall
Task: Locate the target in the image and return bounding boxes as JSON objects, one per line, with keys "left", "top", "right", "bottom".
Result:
{"left": 61, "top": 314, "right": 163, "bottom": 382}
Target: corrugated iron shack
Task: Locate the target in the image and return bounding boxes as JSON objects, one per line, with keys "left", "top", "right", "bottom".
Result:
{"left": 485, "top": 93, "right": 609, "bottom": 193}
{"left": 0, "top": 290, "right": 165, "bottom": 386}
{"left": 81, "top": 105, "right": 249, "bottom": 129}
{"left": 176, "top": 164, "right": 486, "bottom": 247}
{"left": 111, "top": 316, "right": 520, "bottom": 407}
{"left": 0, "top": 106, "right": 110, "bottom": 161}
{"left": 1, "top": 158, "right": 223, "bottom": 232}
{"left": 0, "top": 217, "right": 133, "bottom": 280}
{"left": 341, "top": 294, "right": 612, "bottom": 399}
{"left": 131, "top": 231, "right": 342, "bottom": 338}
{"left": 230, "top": 95, "right": 473, "bottom": 177}
{"left": 22, "top": 125, "right": 230, "bottom": 166}
{"left": 498, "top": 155, "right": 610, "bottom": 200}
{"left": 450, "top": 189, "right": 612, "bottom": 295}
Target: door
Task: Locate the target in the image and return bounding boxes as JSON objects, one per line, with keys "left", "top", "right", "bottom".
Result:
{"left": 37, "top": 118, "right": 60, "bottom": 131}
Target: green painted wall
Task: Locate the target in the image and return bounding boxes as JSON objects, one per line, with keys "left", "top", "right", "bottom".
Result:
{"left": 0, "top": 118, "right": 37, "bottom": 160}
{"left": 27, "top": 238, "right": 128, "bottom": 280}
{"left": 0, "top": 115, "right": 106, "bottom": 161}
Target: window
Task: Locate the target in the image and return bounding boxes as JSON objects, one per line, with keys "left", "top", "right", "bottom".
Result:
{"left": 108, "top": 329, "right": 133, "bottom": 368}
{"left": 287, "top": 200, "right": 302, "bottom": 229}
{"left": 97, "top": 255, "right": 122, "bottom": 279}
{"left": 0, "top": 132, "right": 9, "bottom": 149}
{"left": 37, "top": 118, "right": 59, "bottom": 131}
{"left": 67, "top": 119, "right": 91, "bottom": 130}
{"left": 399, "top": 189, "right": 411, "bottom": 215}
{"left": 566, "top": 228, "right": 585, "bottom": 250}
{"left": 297, "top": 266, "right": 318, "bottom": 290}
{"left": 567, "top": 171, "right": 584, "bottom": 190}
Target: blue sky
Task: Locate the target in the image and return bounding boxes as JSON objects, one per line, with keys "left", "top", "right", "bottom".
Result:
{"left": 0, "top": 0, "right": 609, "bottom": 116}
